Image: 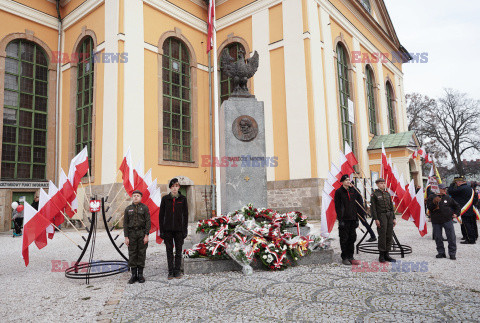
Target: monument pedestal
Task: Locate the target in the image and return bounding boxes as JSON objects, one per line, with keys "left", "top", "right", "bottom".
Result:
{"left": 219, "top": 97, "right": 267, "bottom": 213}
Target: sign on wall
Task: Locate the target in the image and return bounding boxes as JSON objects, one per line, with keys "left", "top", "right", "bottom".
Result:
{"left": 0, "top": 182, "right": 49, "bottom": 189}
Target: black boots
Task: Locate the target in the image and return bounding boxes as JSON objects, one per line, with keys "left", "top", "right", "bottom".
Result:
{"left": 128, "top": 268, "right": 138, "bottom": 284}
{"left": 138, "top": 267, "right": 145, "bottom": 283}
{"left": 384, "top": 252, "right": 396, "bottom": 262}
{"left": 379, "top": 252, "right": 386, "bottom": 263}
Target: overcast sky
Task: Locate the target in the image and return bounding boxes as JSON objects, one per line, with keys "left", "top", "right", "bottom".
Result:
{"left": 384, "top": 0, "right": 480, "bottom": 101}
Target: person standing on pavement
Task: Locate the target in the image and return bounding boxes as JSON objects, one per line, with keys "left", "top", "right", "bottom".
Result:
{"left": 370, "top": 178, "right": 397, "bottom": 263}
{"left": 334, "top": 175, "right": 361, "bottom": 266}
{"left": 427, "top": 184, "right": 459, "bottom": 260}
{"left": 159, "top": 178, "right": 189, "bottom": 279}
{"left": 448, "top": 176, "right": 478, "bottom": 244}
{"left": 124, "top": 190, "right": 151, "bottom": 284}
{"left": 31, "top": 193, "right": 39, "bottom": 210}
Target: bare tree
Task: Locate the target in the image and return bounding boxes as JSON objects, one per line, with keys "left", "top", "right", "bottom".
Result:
{"left": 417, "top": 89, "right": 480, "bottom": 176}
{"left": 406, "top": 92, "right": 436, "bottom": 146}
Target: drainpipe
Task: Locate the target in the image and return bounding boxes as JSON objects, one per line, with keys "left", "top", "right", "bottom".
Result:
{"left": 55, "top": 0, "right": 62, "bottom": 184}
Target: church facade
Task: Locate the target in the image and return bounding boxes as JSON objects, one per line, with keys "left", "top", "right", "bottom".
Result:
{"left": 0, "top": 0, "right": 421, "bottom": 231}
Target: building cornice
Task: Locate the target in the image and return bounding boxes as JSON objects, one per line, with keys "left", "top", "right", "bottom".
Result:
{"left": 0, "top": 0, "right": 58, "bottom": 29}
{"left": 144, "top": 0, "right": 207, "bottom": 33}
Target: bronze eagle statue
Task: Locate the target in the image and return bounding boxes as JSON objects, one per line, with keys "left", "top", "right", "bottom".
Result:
{"left": 221, "top": 48, "right": 259, "bottom": 98}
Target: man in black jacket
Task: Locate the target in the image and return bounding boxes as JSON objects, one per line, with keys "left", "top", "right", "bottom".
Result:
{"left": 334, "top": 174, "right": 360, "bottom": 265}
{"left": 159, "top": 178, "right": 189, "bottom": 279}
{"left": 448, "top": 176, "right": 479, "bottom": 244}
{"left": 427, "top": 184, "right": 459, "bottom": 260}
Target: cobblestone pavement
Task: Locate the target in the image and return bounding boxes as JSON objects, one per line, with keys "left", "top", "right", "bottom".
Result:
{"left": 2, "top": 218, "right": 480, "bottom": 322}
{"left": 110, "top": 219, "right": 480, "bottom": 322}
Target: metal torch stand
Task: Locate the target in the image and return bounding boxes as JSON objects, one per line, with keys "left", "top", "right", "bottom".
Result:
{"left": 356, "top": 218, "right": 412, "bottom": 258}
{"left": 65, "top": 197, "right": 129, "bottom": 284}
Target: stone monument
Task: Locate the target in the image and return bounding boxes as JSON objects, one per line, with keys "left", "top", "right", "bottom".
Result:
{"left": 219, "top": 49, "right": 267, "bottom": 212}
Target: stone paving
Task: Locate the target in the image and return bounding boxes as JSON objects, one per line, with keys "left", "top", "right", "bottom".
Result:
{"left": 1, "top": 218, "right": 480, "bottom": 322}
{"left": 109, "top": 219, "right": 480, "bottom": 322}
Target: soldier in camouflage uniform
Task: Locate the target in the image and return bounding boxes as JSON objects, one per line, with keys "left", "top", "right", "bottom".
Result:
{"left": 124, "top": 190, "right": 151, "bottom": 284}
{"left": 370, "top": 178, "right": 397, "bottom": 263}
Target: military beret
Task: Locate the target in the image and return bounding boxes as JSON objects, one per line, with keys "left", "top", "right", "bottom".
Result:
{"left": 340, "top": 174, "right": 349, "bottom": 182}
{"left": 132, "top": 190, "right": 143, "bottom": 196}
{"left": 375, "top": 178, "right": 386, "bottom": 184}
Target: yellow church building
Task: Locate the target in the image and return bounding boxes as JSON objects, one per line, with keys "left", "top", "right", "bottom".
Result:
{"left": 0, "top": 0, "right": 422, "bottom": 231}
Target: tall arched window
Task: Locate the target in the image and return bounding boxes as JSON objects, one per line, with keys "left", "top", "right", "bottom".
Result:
{"left": 336, "top": 43, "right": 354, "bottom": 151}
{"left": 386, "top": 81, "right": 396, "bottom": 134}
{"left": 220, "top": 42, "right": 245, "bottom": 104}
{"left": 162, "top": 37, "right": 191, "bottom": 162}
{"left": 366, "top": 65, "right": 377, "bottom": 135}
{"left": 2, "top": 40, "right": 48, "bottom": 179}
{"left": 76, "top": 36, "right": 94, "bottom": 167}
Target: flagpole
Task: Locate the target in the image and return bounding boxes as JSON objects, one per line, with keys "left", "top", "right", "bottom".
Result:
{"left": 212, "top": 1, "right": 222, "bottom": 217}
{"left": 105, "top": 169, "right": 121, "bottom": 203}
{"left": 208, "top": 44, "right": 215, "bottom": 216}
{"left": 49, "top": 221, "right": 83, "bottom": 250}
{"left": 60, "top": 210, "right": 86, "bottom": 241}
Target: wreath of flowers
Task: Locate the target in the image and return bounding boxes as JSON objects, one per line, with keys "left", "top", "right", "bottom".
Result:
{"left": 184, "top": 204, "right": 328, "bottom": 271}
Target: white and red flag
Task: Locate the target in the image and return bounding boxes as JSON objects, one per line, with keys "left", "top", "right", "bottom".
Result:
{"left": 401, "top": 180, "right": 416, "bottom": 221}
{"left": 327, "top": 171, "right": 341, "bottom": 190}
{"left": 339, "top": 150, "right": 355, "bottom": 176}
{"left": 344, "top": 142, "right": 358, "bottom": 167}
{"left": 48, "top": 181, "right": 68, "bottom": 229}
{"left": 330, "top": 163, "right": 342, "bottom": 182}
{"left": 22, "top": 202, "right": 51, "bottom": 266}
{"left": 405, "top": 188, "right": 428, "bottom": 236}
{"left": 68, "top": 146, "right": 89, "bottom": 191}
{"left": 320, "top": 181, "right": 337, "bottom": 237}
{"left": 207, "top": 0, "right": 215, "bottom": 53}
{"left": 59, "top": 168, "right": 75, "bottom": 217}
{"left": 35, "top": 188, "right": 50, "bottom": 248}
{"left": 119, "top": 147, "right": 134, "bottom": 195}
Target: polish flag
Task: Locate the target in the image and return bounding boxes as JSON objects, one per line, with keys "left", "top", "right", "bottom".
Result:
{"left": 119, "top": 147, "right": 134, "bottom": 195}
{"left": 59, "top": 168, "right": 75, "bottom": 211}
{"left": 339, "top": 150, "right": 355, "bottom": 176}
{"left": 39, "top": 187, "right": 63, "bottom": 240}
{"left": 133, "top": 162, "right": 148, "bottom": 193}
{"left": 401, "top": 180, "right": 416, "bottom": 221}
{"left": 327, "top": 171, "right": 341, "bottom": 190}
{"left": 344, "top": 142, "right": 358, "bottom": 167}
{"left": 68, "top": 146, "right": 89, "bottom": 191}
{"left": 207, "top": 0, "right": 215, "bottom": 53}
{"left": 34, "top": 188, "right": 50, "bottom": 249}
{"left": 330, "top": 163, "right": 342, "bottom": 182}
{"left": 144, "top": 181, "right": 163, "bottom": 244}
{"left": 48, "top": 181, "right": 68, "bottom": 228}
{"left": 139, "top": 169, "right": 153, "bottom": 202}
{"left": 22, "top": 202, "right": 51, "bottom": 266}
{"left": 320, "top": 190, "right": 336, "bottom": 237}
{"left": 394, "top": 174, "right": 406, "bottom": 212}
{"left": 405, "top": 188, "right": 428, "bottom": 236}
{"left": 417, "top": 189, "right": 428, "bottom": 236}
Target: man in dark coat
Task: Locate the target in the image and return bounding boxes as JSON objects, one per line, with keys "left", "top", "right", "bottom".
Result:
{"left": 427, "top": 184, "right": 460, "bottom": 259}
{"left": 334, "top": 175, "right": 360, "bottom": 265}
{"left": 159, "top": 178, "right": 189, "bottom": 279}
{"left": 448, "top": 176, "right": 479, "bottom": 244}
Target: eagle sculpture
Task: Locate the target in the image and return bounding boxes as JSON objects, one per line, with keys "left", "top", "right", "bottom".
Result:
{"left": 221, "top": 48, "right": 259, "bottom": 98}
